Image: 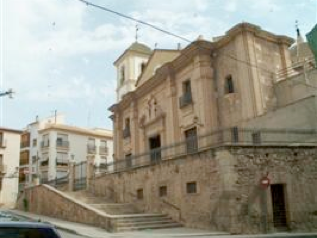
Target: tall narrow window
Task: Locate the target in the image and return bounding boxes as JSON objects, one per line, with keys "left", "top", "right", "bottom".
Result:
{"left": 149, "top": 135, "right": 161, "bottom": 163}
{"left": 125, "top": 154, "right": 132, "bottom": 168}
{"left": 185, "top": 127, "right": 198, "bottom": 153}
{"left": 179, "top": 80, "right": 192, "bottom": 108}
{"left": 231, "top": 127, "right": 239, "bottom": 143}
{"left": 225, "top": 75, "right": 234, "bottom": 94}
{"left": 123, "top": 118, "right": 131, "bottom": 138}
{"left": 120, "top": 66, "right": 125, "bottom": 85}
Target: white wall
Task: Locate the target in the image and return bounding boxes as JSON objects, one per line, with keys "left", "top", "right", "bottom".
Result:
{"left": 39, "top": 129, "right": 113, "bottom": 180}
{"left": 0, "top": 131, "right": 20, "bottom": 208}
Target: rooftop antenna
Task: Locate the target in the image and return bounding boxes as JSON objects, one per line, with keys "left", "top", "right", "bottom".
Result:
{"left": 295, "top": 20, "right": 300, "bottom": 37}
{"left": 135, "top": 24, "right": 139, "bottom": 42}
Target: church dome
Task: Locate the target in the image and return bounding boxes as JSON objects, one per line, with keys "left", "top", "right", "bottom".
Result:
{"left": 127, "top": 42, "right": 152, "bottom": 55}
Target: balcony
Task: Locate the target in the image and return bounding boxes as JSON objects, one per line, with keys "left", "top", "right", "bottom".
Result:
{"left": 0, "top": 164, "right": 7, "bottom": 174}
{"left": 20, "top": 141, "right": 30, "bottom": 148}
{"left": 179, "top": 92, "right": 192, "bottom": 108}
{"left": 87, "top": 145, "right": 96, "bottom": 154}
{"left": 56, "top": 140, "right": 69, "bottom": 149}
{"left": 99, "top": 146, "right": 108, "bottom": 155}
{"left": 123, "top": 127, "right": 131, "bottom": 138}
{"left": 41, "top": 141, "right": 50, "bottom": 149}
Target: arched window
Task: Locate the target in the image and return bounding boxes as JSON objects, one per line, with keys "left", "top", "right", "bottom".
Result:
{"left": 225, "top": 75, "right": 234, "bottom": 94}
{"left": 120, "top": 66, "right": 125, "bottom": 85}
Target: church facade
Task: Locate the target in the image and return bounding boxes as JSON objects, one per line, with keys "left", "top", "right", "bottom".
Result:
{"left": 90, "top": 22, "right": 317, "bottom": 234}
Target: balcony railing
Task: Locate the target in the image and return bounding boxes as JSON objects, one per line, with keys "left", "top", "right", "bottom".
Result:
{"left": 179, "top": 92, "right": 192, "bottom": 108}
{"left": 41, "top": 141, "right": 50, "bottom": 148}
{"left": 123, "top": 127, "right": 131, "bottom": 138}
{"left": 99, "top": 146, "right": 108, "bottom": 155}
{"left": 100, "top": 128, "right": 317, "bottom": 174}
{"left": 20, "top": 141, "right": 30, "bottom": 148}
{"left": 56, "top": 140, "right": 69, "bottom": 149}
{"left": 87, "top": 145, "right": 96, "bottom": 154}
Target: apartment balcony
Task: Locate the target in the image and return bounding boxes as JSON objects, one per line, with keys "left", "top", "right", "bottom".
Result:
{"left": 0, "top": 164, "right": 7, "bottom": 174}
{"left": 20, "top": 141, "right": 30, "bottom": 149}
{"left": 179, "top": 92, "right": 192, "bottom": 108}
{"left": 40, "top": 141, "right": 50, "bottom": 149}
{"left": 123, "top": 127, "right": 131, "bottom": 139}
{"left": 87, "top": 145, "right": 96, "bottom": 154}
{"left": 56, "top": 140, "right": 69, "bottom": 150}
{"left": 99, "top": 146, "right": 108, "bottom": 155}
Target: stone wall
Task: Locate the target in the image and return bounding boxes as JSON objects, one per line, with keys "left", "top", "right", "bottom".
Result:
{"left": 17, "top": 184, "right": 113, "bottom": 231}
{"left": 90, "top": 146, "right": 317, "bottom": 234}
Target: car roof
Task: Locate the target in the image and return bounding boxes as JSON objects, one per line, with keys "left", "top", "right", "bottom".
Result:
{"left": 0, "top": 222, "right": 55, "bottom": 229}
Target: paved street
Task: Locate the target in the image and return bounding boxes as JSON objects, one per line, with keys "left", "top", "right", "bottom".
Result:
{"left": 58, "top": 230, "right": 88, "bottom": 238}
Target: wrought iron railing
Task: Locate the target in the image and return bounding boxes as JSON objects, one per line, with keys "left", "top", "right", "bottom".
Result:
{"left": 101, "top": 128, "right": 317, "bottom": 174}
{"left": 99, "top": 146, "right": 108, "bottom": 155}
{"left": 41, "top": 174, "right": 69, "bottom": 188}
{"left": 56, "top": 140, "right": 69, "bottom": 148}
{"left": 40, "top": 141, "right": 50, "bottom": 148}
{"left": 87, "top": 145, "right": 96, "bottom": 154}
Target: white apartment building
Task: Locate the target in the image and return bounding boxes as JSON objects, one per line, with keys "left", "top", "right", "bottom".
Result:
{"left": 38, "top": 124, "right": 113, "bottom": 181}
{"left": 0, "top": 127, "right": 22, "bottom": 208}
{"left": 20, "top": 114, "right": 65, "bottom": 186}
{"left": 19, "top": 115, "right": 113, "bottom": 185}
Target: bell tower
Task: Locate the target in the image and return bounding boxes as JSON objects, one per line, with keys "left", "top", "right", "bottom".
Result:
{"left": 114, "top": 42, "right": 152, "bottom": 102}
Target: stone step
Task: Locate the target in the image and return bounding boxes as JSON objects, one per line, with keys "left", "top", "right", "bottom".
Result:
{"left": 116, "top": 219, "right": 175, "bottom": 228}
{"left": 116, "top": 222, "right": 182, "bottom": 232}
{"left": 90, "top": 203, "right": 141, "bottom": 215}
{"left": 114, "top": 214, "right": 167, "bottom": 222}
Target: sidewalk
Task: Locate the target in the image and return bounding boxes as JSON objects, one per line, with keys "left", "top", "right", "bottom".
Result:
{"left": 8, "top": 210, "right": 317, "bottom": 238}
{"left": 9, "top": 210, "right": 228, "bottom": 237}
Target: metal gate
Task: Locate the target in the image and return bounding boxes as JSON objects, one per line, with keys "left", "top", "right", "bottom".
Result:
{"left": 74, "top": 161, "right": 87, "bottom": 191}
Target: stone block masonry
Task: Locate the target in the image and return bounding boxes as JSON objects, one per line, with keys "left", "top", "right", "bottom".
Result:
{"left": 90, "top": 146, "right": 317, "bottom": 234}
{"left": 16, "top": 184, "right": 113, "bottom": 231}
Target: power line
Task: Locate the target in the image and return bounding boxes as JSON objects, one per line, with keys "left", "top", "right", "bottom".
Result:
{"left": 73, "top": 0, "right": 279, "bottom": 76}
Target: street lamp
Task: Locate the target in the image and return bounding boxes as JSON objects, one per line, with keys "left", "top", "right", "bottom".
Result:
{"left": 0, "top": 88, "right": 14, "bottom": 98}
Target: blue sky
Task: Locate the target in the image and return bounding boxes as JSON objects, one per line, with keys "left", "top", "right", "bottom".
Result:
{"left": 1, "top": 0, "right": 316, "bottom": 130}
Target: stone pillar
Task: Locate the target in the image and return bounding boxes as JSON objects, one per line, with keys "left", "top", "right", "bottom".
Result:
{"left": 68, "top": 161, "right": 75, "bottom": 192}
{"left": 86, "top": 156, "right": 95, "bottom": 190}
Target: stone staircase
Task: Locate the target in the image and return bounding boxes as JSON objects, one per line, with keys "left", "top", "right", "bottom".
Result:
{"left": 65, "top": 190, "right": 182, "bottom": 232}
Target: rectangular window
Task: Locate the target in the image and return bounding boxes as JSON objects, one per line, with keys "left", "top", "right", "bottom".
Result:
{"left": 149, "top": 135, "right": 161, "bottom": 162}
{"left": 32, "top": 139, "right": 37, "bottom": 147}
{"left": 179, "top": 80, "right": 192, "bottom": 108}
{"left": 99, "top": 140, "right": 108, "bottom": 154}
{"left": 21, "top": 133, "right": 30, "bottom": 148}
{"left": 183, "top": 80, "right": 191, "bottom": 94}
{"left": 252, "top": 131, "right": 261, "bottom": 144}
{"left": 56, "top": 152, "right": 68, "bottom": 166}
{"left": 137, "top": 189, "right": 143, "bottom": 200}
{"left": 0, "top": 133, "right": 3, "bottom": 147}
{"left": 125, "top": 154, "right": 132, "bottom": 168}
{"left": 123, "top": 118, "right": 131, "bottom": 138}
{"left": 42, "top": 134, "right": 49, "bottom": 147}
{"left": 159, "top": 186, "right": 167, "bottom": 197}
{"left": 186, "top": 181, "right": 197, "bottom": 194}
{"left": 87, "top": 138, "right": 96, "bottom": 154}
{"left": 185, "top": 127, "right": 198, "bottom": 153}
{"left": 231, "top": 127, "right": 239, "bottom": 143}
{"left": 56, "top": 134, "right": 69, "bottom": 148}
